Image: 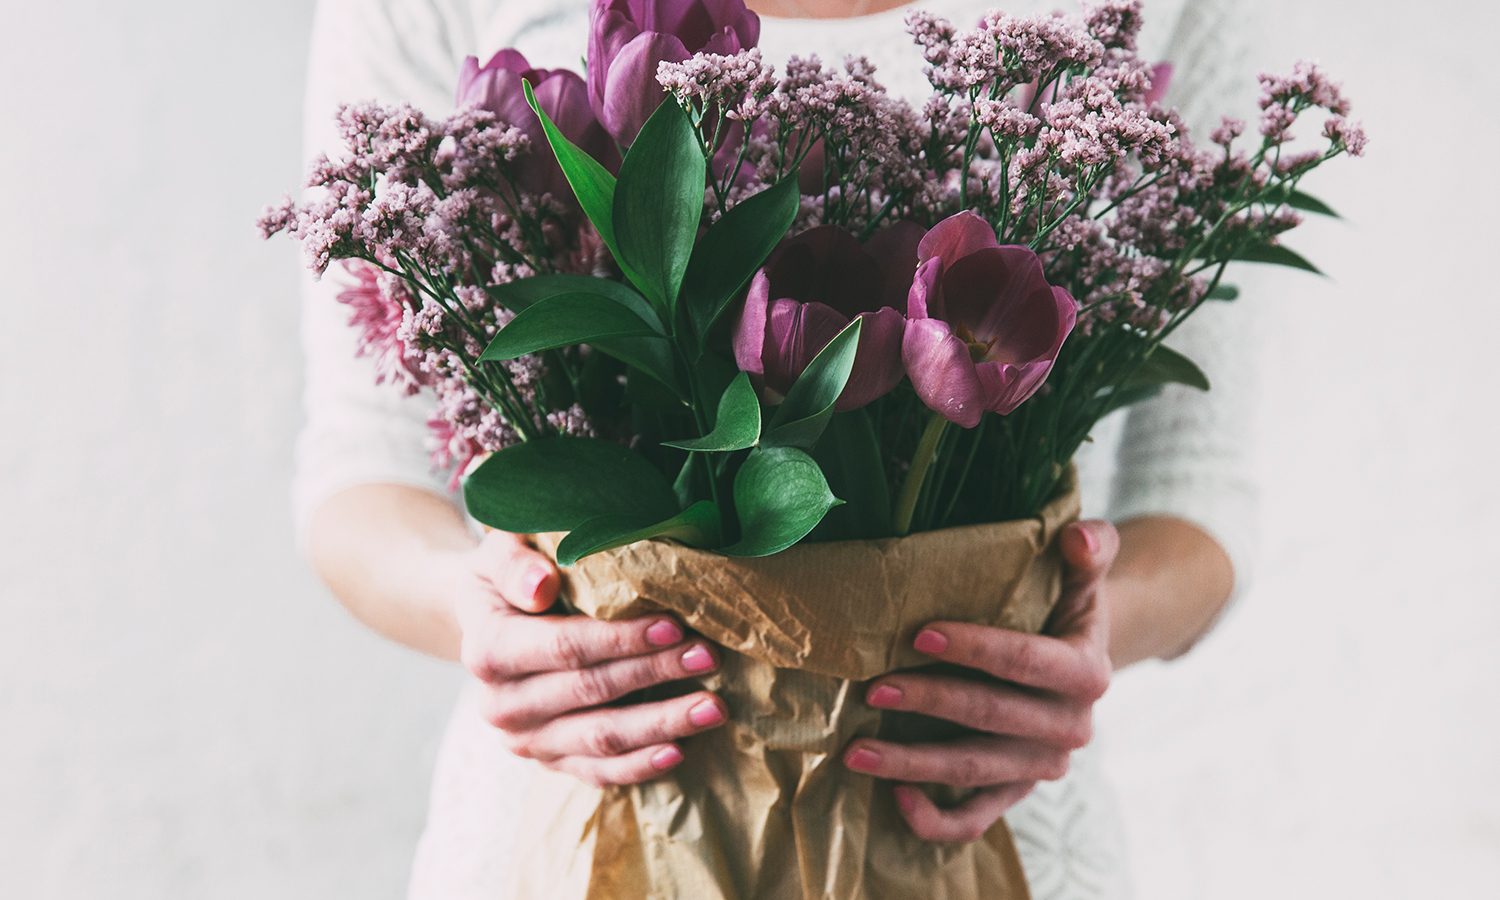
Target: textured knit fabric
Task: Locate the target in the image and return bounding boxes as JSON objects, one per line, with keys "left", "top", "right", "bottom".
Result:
{"left": 292, "top": 0, "right": 1266, "bottom": 895}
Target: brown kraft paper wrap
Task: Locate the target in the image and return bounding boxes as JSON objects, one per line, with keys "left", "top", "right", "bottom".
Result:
{"left": 510, "top": 467, "right": 1080, "bottom": 900}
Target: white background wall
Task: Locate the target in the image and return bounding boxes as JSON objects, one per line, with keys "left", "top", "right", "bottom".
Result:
{"left": 0, "top": 1, "right": 1494, "bottom": 897}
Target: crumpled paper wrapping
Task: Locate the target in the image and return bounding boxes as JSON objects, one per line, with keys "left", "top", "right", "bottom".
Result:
{"left": 511, "top": 467, "right": 1080, "bottom": 900}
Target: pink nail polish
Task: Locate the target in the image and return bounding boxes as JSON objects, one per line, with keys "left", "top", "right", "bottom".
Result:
{"left": 651, "top": 746, "right": 683, "bottom": 769}
{"left": 1079, "top": 526, "right": 1100, "bottom": 555}
{"left": 688, "top": 700, "right": 724, "bottom": 727}
{"left": 846, "top": 748, "right": 881, "bottom": 771}
{"left": 867, "top": 685, "right": 903, "bottom": 708}
{"left": 646, "top": 620, "right": 683, "bottom": 646}
{"left": 913, "top": 629, "right": 948, "bottom": 655}
{"left": 681, "top": 644, "right": 715, "bottom": 673}
{"left": 522, "top": 565, "right": 550, "bottom": 599}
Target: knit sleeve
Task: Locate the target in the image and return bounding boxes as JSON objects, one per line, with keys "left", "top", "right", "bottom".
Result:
{"left": 291, "top": 0, "right": 478, "bottom": 549}
{"left": 1106, "top": 0, "right": 1270, "bottom": 600}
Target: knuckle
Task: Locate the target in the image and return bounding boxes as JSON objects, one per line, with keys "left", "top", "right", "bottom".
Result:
{"left": 1079, "top": 659, "right": 1112, "bottom": 701}
{"left": 499, "top": 733, "right": 535, "bottom": 759}
{"left": 1064, "top": 714, "right": 1094, "bottom": 750}
{"left": 461, "top": 643, "right": 503, "bottom": 684}
{"left": 949, "top": 755, "right": 985, "bottom": 788}
{"left": 572, "top": 665, "right": 620, "bottom": 707}
{"left": 585, "top": 725, "right": 632, "bottom": 758}
{"left": 1042, "top": 752, "right": 1071, "bottom": 781}
{"left": 549, "top": 628, "right": 592, "bottom": 671}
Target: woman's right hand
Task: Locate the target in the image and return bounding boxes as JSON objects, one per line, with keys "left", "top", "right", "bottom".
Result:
{"left": 451, "top": 530, "right": 729, "bottom": 787}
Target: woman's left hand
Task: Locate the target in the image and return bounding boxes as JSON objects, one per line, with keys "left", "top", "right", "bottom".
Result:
{"left": 841, "top": 519, "right": 1120, "bottom": 843}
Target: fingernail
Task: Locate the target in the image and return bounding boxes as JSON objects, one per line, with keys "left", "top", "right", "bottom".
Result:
{"left": 893, "top": 785, "right": 919, "bottom": 813}
{"left": 846, "top": 748, "right": 882, "bottom": 771}
{"left": 867, "top": 685, "right": 903, "bottom": 708}
{"left": 651, "top": 746, "right": 683, "bottom": 769}
{"left": 681, "top": 644, "right": 716, "bottom": 673}
{"left": 646, "top": 620, "right": 683, "bottom": 646}
{"left": 521, "top": 565, "right": 550, "bottom": 599}
{"left": 688, "top": 700, "right": 724, "bottom": 727}
{"left": 1079, "top": 526, "right": 1100, "bottom": 555}
{"left": 913, "top": 630, "right": 948, "bottom": 655}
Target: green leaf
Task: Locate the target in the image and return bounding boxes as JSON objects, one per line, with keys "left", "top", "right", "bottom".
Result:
{"left": 1125, "top": 343, "right": 1210, "bottom": 391}
{"left": 1205, "top": 283, "right": 1239, "bottom": 301}
{"left": 594, "top": 335, "right": 687, "bottom": 398}
{"left": 555, "top": 501, "right": 722, "bottom": 566}
{"left": 1286, "top": 189, "right": 1340, "bottom": 218}
{"left": 1097, "top": 383, "right": 1163, "bottom": 417}
{"left": 664, "top": 371, "right": 761, "bottom": 451}
{"left": 682, "top": 176, "right": 801, "bottom": 337}
{"left": 479, "top": 291, "right": 664, "bottom": 361}
{"left": 721, "top": 447, "right": 843, "bottom": 557}
{"left": 463, "top": 437, "right": 679, "bottom": 533}
{"left": 487, "top": 273, "right": 654, "bottom": 317}
{"left": 613, "top": 99, "right": 706, "bottom": 317}
{"left": 1233, "top": 242, "right": 1324, "bottom": 275}
{"left": 524, "top": 81, "right": 626, "bottom": 270}
{"left": 762, "top": 317, "right": 862, "bottom": 450}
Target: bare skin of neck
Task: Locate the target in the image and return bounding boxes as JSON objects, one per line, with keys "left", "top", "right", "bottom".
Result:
{"left": 745, "top": 0, "right": 912, "bottom": 20}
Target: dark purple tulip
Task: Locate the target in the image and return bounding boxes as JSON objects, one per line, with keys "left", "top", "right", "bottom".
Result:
{"left": 903, "top": 211, "right": 1076, "bottom": 427}
{"left": 456, "top": 49, "right": 622, "bottom": 201}
{"left": 733, "top": 223, "right": 922, "bottom": 412}
{"left": 588, "top": 0, "right": 760, "bottom": 146}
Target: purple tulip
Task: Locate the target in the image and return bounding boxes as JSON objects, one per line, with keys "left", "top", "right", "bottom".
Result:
{"left": 733, "top": 223, "right": 923, "bottom": 412}
{"left": 456, "top": 49, "right": 621, "bottom": 201}
{"left": 902, "top": 211, "right": 1076, "bottom": 427}
{"left": 588, "top": 0, "right": 760, "bottom": 146}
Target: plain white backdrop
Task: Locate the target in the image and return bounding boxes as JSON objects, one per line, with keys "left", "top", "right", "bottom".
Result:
{"left": 0, "top": 0, "right": 1495, "bottom": 897}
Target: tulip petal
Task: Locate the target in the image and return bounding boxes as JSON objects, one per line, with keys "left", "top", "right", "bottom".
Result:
{"left": 600, "top": 31, "right": 690, "bottom": 145}
{"left": 835, "top": 307, "right": 906, "bottom": 412}
{"left": 865, "top": 220, "right": 926, "bottom": 312}
{"left": 916, "top": 210, "right": 1000, "bottom": 269}
{"left": 732, "top": 274, "right": 770, "bottom": 377}
{"left": 903, "top": 318, "right": 986, "bottom": 428}
{"left": 764, "top": 298, "right": 847, "bottom": 396}
{"left": 907, "top": 258, "right": 944, "bottom": 321}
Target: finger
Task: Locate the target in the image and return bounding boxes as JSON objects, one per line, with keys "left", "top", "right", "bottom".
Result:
{"left": 482, "top": 641, "right": 720, "bottom": 729}
{"left": 465, "top": 610, "right": 689, "bottom": 682}
{"left": 478, "top": 531, "right": 560, "bottom": 614}
{"left": 843, "top": 735, "right": 1069, "bottom": 787}
{"left": 542, "top": 743, "right": 686, "bottom": 788}
{"left": 911, "top": 623, "right": 1110, "bottom": 701}
{"left": 1057, "top": 519, "right": 1120, "bottom": 585}
{"left": 865, "top": 675, "right": 1092, "bottom": 750}
{"left": 518, "top": 691, "right": 727, "bottom": 760}
{"left": 892, "top": 782, "right": 1036, "bottom": 844}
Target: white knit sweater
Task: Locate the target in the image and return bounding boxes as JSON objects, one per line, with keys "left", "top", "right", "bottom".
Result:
{"left": 292, "top": 0, "right": 1265, "bottom": 895}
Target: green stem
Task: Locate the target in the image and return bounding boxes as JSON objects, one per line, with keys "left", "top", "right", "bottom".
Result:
{"left": 891, "top": 411, "right": 948, "bottom": 536}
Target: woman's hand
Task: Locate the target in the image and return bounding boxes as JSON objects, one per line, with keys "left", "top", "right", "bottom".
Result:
{"left": 840, "top": 519, "right": 1120, "bottom": 842}
{"left": 452, "top": 530, "right": 730, "bottom": 788}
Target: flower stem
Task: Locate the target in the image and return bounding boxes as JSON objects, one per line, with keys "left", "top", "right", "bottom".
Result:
{"left": 891, "top": 411, "right": 948, "bottom": 537}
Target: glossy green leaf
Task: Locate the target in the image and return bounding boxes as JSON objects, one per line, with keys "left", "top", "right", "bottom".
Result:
{"left": 524, "top": 81, "right": 627, "bottom": 274}
{"left": 683, "top": 176, "right": 801, "bottom": 337}
{"left": 1286, "top": 189, "right": 1340, "bottom": 218}
{"left": 762, "top": 317, "right": 862, "bottom": 450}
{"left": 595, "top": 336, "right": 687, "bottom": 398}
{"left": 1205, "top": 283, "right": 1239, "bottom": 301}
{"left": 613, "top": 99, "right": 706, "bottom": 317}
{"left": 487, "top": 273, "right": 654, "bottom": 318}
{"left": 1234, "top": 242, "right": 1323, "bottom": 275}
{"left": 463, "top": 437, "right": 679, "bottom": 533}
{"left": 555, "top": 501, "right": 722, "bottom": 565}
{"left": 1125, "top": 343, "right": 1210, "bottom": 391}
{"left": 479, "top": 292, "right": 664, "bottom": 361}
{"left": 664, "top": 372, "right": 761, "bottom": 451}
{"left": 721, "top": 447, "right": 842, "bottom": 557}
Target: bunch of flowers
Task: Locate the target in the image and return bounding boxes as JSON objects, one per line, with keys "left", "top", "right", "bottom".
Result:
{"left": 260, "top": 0, "right": 1362, "bottom": 558}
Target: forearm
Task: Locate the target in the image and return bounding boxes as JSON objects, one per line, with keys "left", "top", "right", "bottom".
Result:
{"left": 1104, "top": 515, "right": 1234, "bottom": 670}
{"left": 307, "top": 483, "right": 477, "bottom": 661}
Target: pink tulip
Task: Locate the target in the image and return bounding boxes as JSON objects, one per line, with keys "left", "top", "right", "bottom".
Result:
{"left": 902, "top": 211, "right": 1076, "bottom": 427}
{"left": 588, "top": 0, "right": 760, "bottom": 146}
{"left": 733, "top": 223, "right": 923, "bottom": 412}
{"left": 456, "top": 50, "right": 621, "bottom": 201}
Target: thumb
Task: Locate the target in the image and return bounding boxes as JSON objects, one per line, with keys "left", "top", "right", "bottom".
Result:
{"left": 1059, "top": 519, "right": 1119, "bottom": 585}
{"left": 481, "top": 531, "right": 561, "bottom": 614}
